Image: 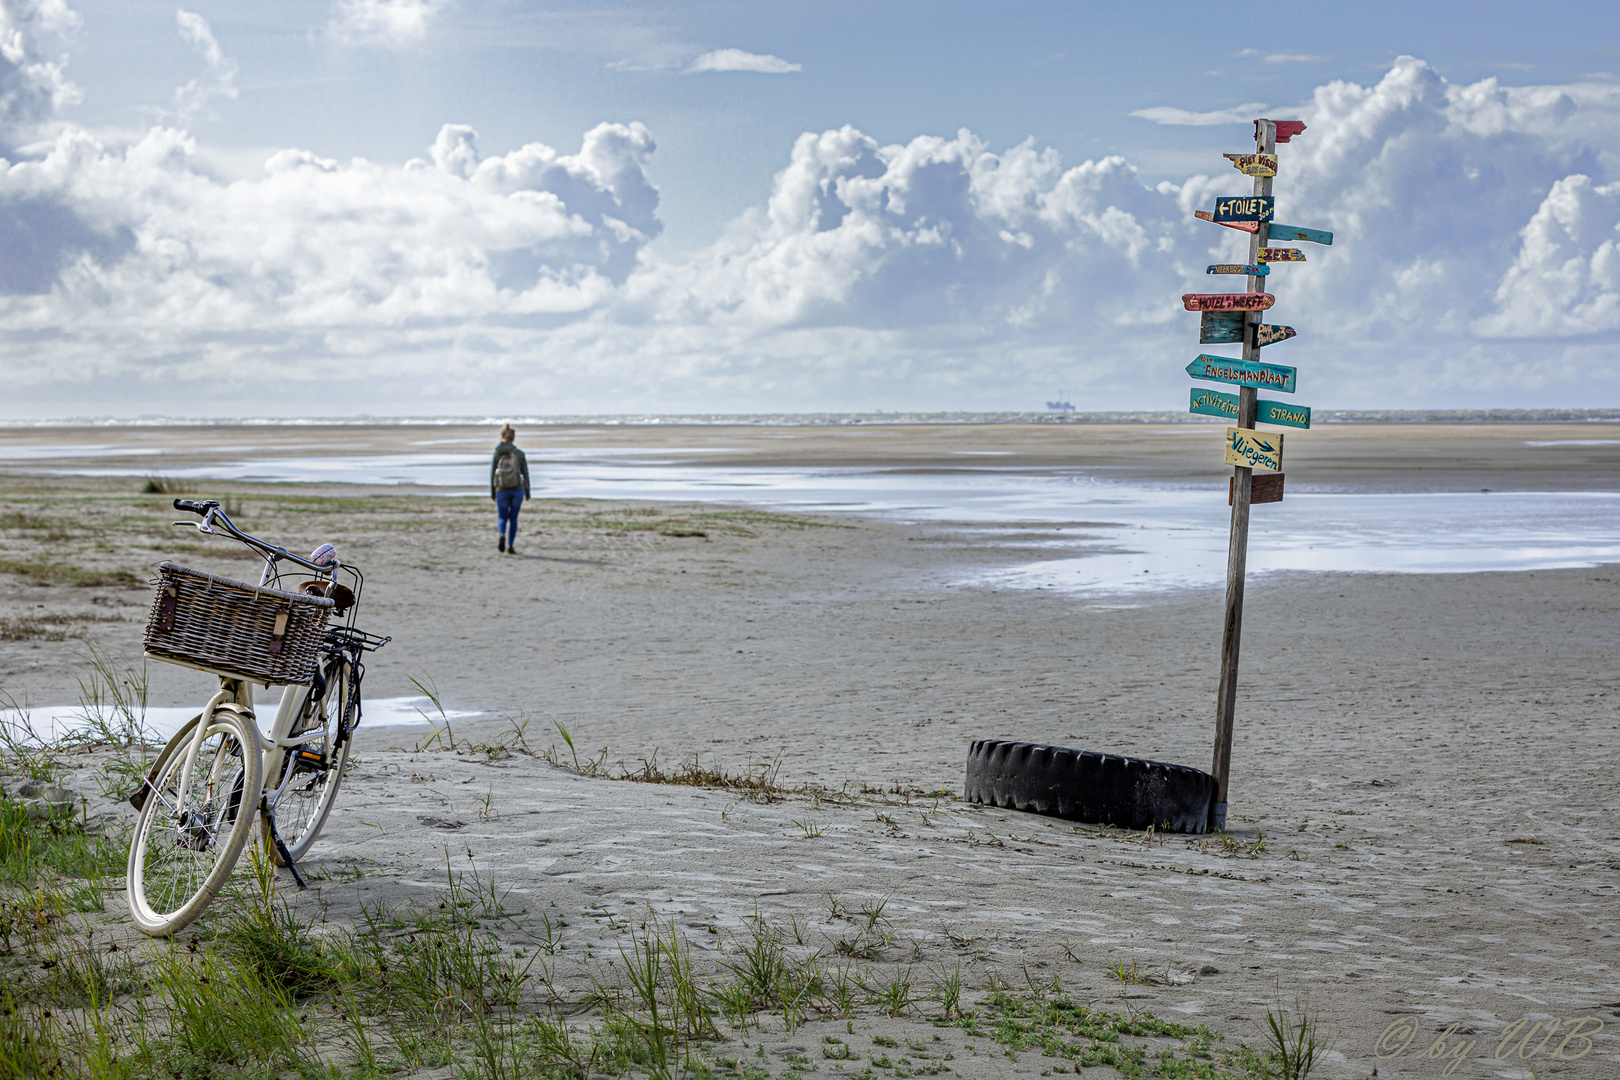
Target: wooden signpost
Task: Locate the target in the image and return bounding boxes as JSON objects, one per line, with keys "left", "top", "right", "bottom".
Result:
{"left": 1182, "top": 117, "right": 1329, "bottom": 831}
{"left": 1224, "top": 152, "right": 1277, "bottom": 176}
{"left": 1186, "top": 355, "right": 1296, "bottom": 392}
{"left": 1207, "top": 263, "right": 1268, "bottom": 277}
{"left": 1182, "top": 292, "right": 1274, "bottom": 312}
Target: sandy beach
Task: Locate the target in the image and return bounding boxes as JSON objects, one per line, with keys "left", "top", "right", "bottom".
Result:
{"left": 2, "top": 420, "right": 1618, "bottom": 1078}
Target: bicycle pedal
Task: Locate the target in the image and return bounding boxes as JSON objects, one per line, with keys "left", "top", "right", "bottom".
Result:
{"left": 295, "top": 749, "right": 326, "bottom": 768}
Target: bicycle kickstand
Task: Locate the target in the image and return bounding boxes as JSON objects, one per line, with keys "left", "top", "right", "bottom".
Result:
{"left": 264, "top": 810, "right": 309, "bottom": 890}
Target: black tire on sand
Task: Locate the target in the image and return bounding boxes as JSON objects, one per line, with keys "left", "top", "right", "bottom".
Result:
{"left": 964, "top": 738, "right": 1215, "bottom": 834}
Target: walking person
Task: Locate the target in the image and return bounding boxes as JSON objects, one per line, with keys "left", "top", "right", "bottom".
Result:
{"left": 491, "top": 425, "right": 531, "bottom": 554}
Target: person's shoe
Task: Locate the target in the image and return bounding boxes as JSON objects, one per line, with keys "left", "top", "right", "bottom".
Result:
{"left": 507, "top": 546, "right": 516, "bottom": 555}
{"left": 498, "top": 536, "right": 505, "bottom": 552}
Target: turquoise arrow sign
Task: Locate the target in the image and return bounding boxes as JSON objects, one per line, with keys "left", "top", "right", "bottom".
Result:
{"left": 1190, "top": 388, "right": 1312, "bottom": 429}
{"left": 1266, "top": 223, "right": 1332, "bottom": 246}
{"left": 1186, "top": 354, "right": 1296, "bottom": 393}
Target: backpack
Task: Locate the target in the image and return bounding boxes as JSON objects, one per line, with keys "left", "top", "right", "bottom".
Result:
{"left": 494, "top": 448, "right": 522, "bottom": 490}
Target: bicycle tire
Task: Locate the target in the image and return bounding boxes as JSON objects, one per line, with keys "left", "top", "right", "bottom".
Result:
{"left": 126, "top": 706, "right": 262, "bottom": 936}
{"left": 266, "top": 660, "right": 354, "bottom": 864}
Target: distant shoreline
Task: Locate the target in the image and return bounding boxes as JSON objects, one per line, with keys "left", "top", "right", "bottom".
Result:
{"left": 5, "top": 407, "right": 1620, "bottom": 428}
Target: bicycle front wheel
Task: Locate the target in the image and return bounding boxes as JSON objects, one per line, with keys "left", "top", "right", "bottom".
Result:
{"left": 126, "top": 707, "right": 262, "bottom": 937}
{"left": 267, "top": 660, "right": 355, "bottom": 865}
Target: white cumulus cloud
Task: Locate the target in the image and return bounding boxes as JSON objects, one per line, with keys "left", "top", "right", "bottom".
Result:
{"left": 0, "top": 0, "right": 81, "bottom": 134}
{"left": 0, "top": 119, "right": 660, "bottom": 402}
{"left": 169, "top": 10, "right": 237, "bottom": 123}
{"left": 1130, "top": 102, "right": 1269, "bottom": 126}
{"left": 1475, "top": 174, "right": 1620, "bottom": 336}
{"left": 329, "top": 0, "right": 445, "bottom": 48}
{"left": 685, "top": 48, "right": 801, "bottom": 74}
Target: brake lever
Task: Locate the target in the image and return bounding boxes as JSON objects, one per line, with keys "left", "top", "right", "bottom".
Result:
{"left": 171, "top": 520, "right": 216, "bottom": 535}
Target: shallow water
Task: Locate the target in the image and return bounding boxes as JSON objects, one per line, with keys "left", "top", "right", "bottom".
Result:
{"left": 1, "top": 696, "right": 468, "bottom": 744}
{"left": 45, "top": 445, "right": 1620, "bottom": 597}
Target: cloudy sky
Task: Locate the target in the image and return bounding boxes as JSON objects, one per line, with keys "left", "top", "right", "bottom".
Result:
{"left": 6, "top": 0, "right": 1620, "bottom": 418}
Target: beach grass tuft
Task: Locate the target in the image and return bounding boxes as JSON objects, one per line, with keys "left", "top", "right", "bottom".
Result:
{"left": 1259, "top": 995, "right": 1332, "bottom": 1080}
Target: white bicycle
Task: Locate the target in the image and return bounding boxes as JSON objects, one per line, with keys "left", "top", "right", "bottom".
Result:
{"left": 125, "top": 498, "right": 389, "bottom": 936}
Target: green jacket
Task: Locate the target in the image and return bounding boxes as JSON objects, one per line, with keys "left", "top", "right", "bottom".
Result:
{"left": 491, "top": 443, "right": 530, "bottom": 498}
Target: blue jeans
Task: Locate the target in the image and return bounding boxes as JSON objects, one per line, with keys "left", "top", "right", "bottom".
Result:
{"left": 495, "top": 489, "right": 524, "bottom": 545}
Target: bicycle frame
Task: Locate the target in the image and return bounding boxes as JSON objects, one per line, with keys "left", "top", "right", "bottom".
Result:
{"left": 166, "top": 676, "right": 330, "bottom": 837}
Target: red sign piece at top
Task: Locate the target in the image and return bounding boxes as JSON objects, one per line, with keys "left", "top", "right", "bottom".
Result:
{"left": 1259, "top": 119, "right": 1307, "bottom": 143}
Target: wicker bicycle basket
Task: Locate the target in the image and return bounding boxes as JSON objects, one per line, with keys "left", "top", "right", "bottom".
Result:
{"left": 143, "top": 562, "right": 334, "bottom": 685}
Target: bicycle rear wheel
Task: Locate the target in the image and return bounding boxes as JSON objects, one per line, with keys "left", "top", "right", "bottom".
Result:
{"left": 126, "top": 707, "right": 262, "bottom": 937}
{"left": 267, "top": 659, "right": 355, "bottom": 865}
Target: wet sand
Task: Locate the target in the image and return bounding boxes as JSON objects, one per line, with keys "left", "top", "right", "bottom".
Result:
{"left": 4, "top": 422, "right": 1619, "bottom": 1077}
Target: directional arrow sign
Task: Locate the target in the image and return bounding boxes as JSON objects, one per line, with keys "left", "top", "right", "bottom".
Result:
{"left": 1187, "top": 354, "right": 1296, "bottom": 392}
{"left": 1193, "top": 390, "right": 1310, "bottom": 429}
{"left": 1224, "top": 152, "right": 1277, "bottom": 177}
{"left": 1214, "top": 196, "right": 1274, "bottom": 223}
{"left": 1190, "top": 387, "right": 1241, "bottom": 420}
{"left": 1257, "top": 400, "right": 1312, "bottom": 429}
{"left": 1226, "top": 427, "right": 1284, "bottom": 470}
{"left": 1198, "top": 390, "right": 1308, "bottom": 427}
{"left": 1254, "top": 324, "right": 1297, "bottom": 348}
{"left": 1258, "top": 247, "right": 1305, "bottom": 263}
{"left": 1267, "top": 223, "right": 1333, "bottom": 246}
{"left": 1194, "top": 210, "right": 1259, "bottom": 234}
{"left": 1207, "top": 263, "right": 1269, "bottom": 276}
{"left": 1183, "top": 292, "right": 1274, "bottom": 312}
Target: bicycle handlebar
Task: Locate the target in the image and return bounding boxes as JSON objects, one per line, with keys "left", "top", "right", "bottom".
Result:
{"left": 172, "top": 499, "right": 339, "bottom": 574}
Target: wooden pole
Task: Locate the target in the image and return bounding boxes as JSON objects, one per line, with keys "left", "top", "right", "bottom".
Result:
{"left": 1210, "top": 119, "right": 1276, "bottom": 832}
